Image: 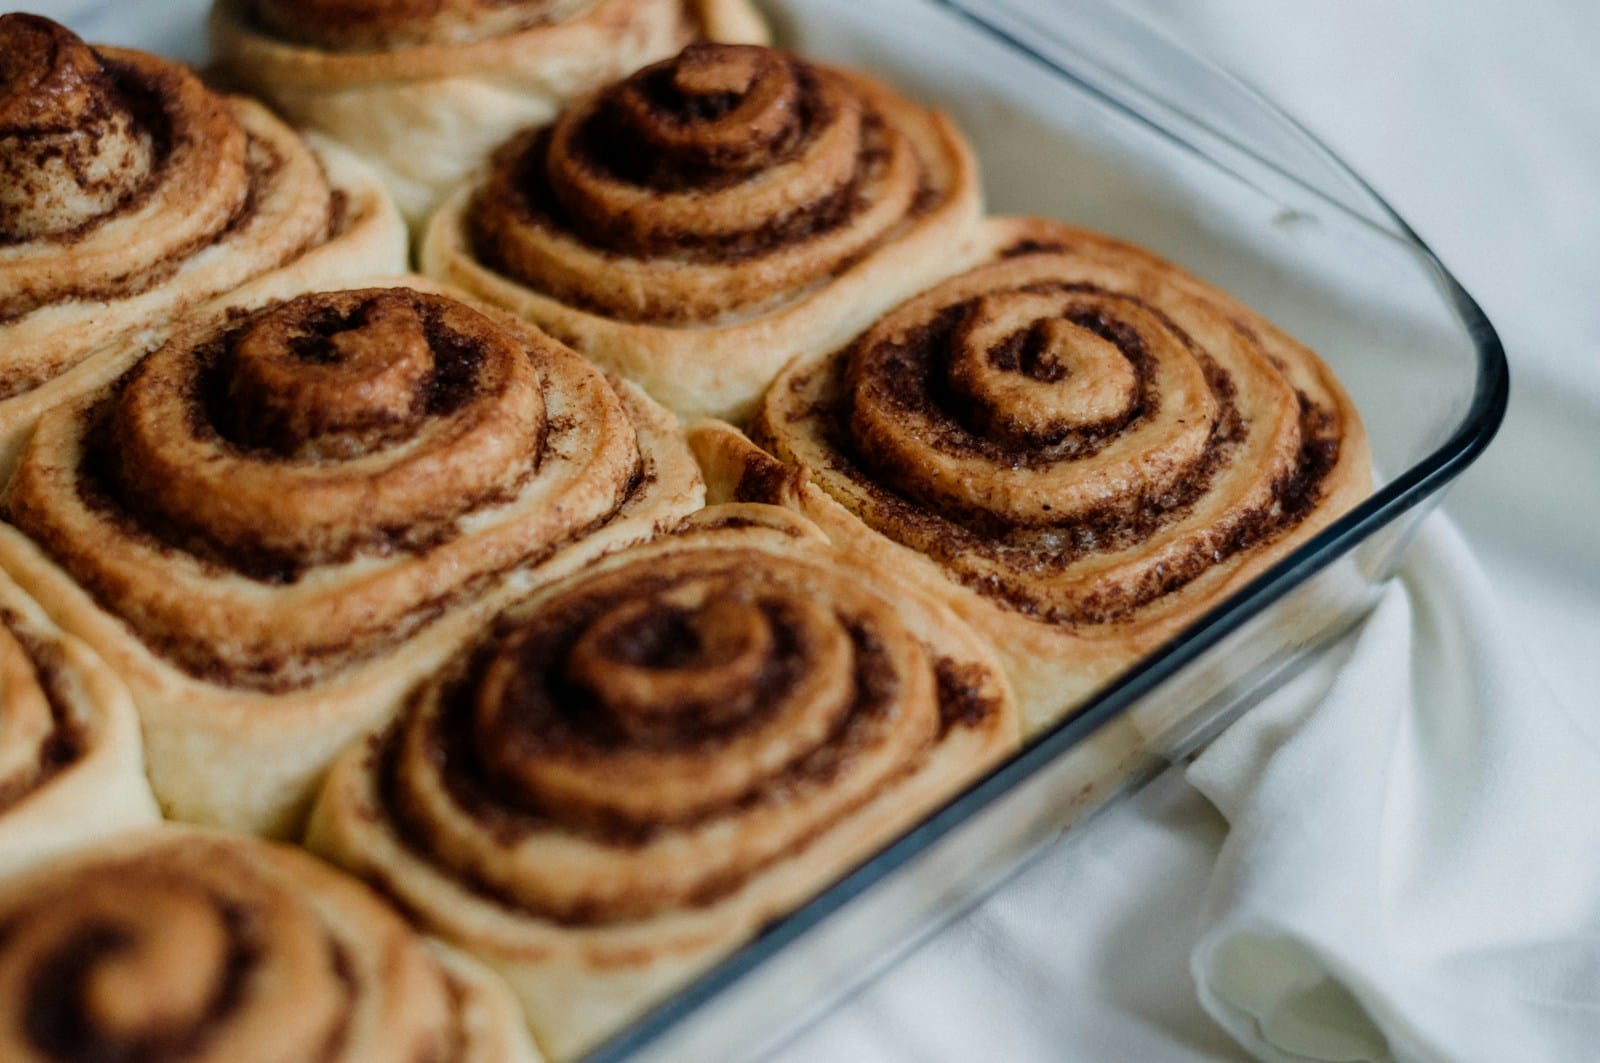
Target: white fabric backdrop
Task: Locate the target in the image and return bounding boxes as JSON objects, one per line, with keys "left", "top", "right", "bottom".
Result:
{"left": 27, "top": 1, "right": 1600, "bottom": 1058}
{"left": 779, "top": 3, "right": 1600, "bottom": 1060}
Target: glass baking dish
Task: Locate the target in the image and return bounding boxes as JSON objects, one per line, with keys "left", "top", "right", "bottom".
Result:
{"left": 582, "top": 0, "right": 1507, "bottom": 1059}
{"left": 66, "top": 0, "right": 1506, "bottom": 1057}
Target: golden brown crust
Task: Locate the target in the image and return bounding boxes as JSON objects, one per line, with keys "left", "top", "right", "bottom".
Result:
{"left": 0, "top": 828, "right": 542, "bottom": 1062}
{"left": 309, "top": 503, "right": 1019, "bottom": 1059}
{"left": 0, "top": 277, "right": 704, "bottom": 836}
{"left": 0, "top": 15, "right": 407, "bottom": 467}
{"left": 211, "top": 0, "right": 770, "bottom": 223}
{"left": 706, "top": 217, "right": 1372, "bottom": 732}
{"left": 425, "top": 43, "right": 982, "bottom": 422}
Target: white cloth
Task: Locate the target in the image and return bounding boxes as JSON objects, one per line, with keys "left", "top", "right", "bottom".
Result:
{"left": 782, "top": 1, "right": 1600, "bottom": 1060}
{"left": 780, "top": 510, "right": 1600, "bottom": 1063}
{"left": 1190, "top": 519, "right": 1600, "bottom": 1063}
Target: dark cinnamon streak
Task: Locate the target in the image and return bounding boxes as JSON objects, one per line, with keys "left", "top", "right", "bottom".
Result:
{"left": 477, "top": 108, "right": 895, "bottom": 268}
{"left": 0, "top": 62, "right": 305, "bottom": 329}
{"left": 732, "top": 452, "right": 805, "bottom": 506}
{"left": 0, "top": 129, "right": 299, "bottom": 399}
{"left": 378, "top": 591, "right": 955, "bottom": 925}
{"left": 854, "top": 290, "right": 1166, "bottom": 467}
{"left": 763, "top": 281, "right": 1341, "bottom": 625}
{"left": 934, "top": 655, "right": 1002, "bottom": 735}
{"left": 46, "top": 442, "right": 643, "bottom": 688}
{"left": 998, "top": 238, "right": 1069, "bottom": 258}
{"left": 0, "top": 56, "right": 168, "bottom": 252}
{"left": 679, "top": 512, "right": 803, "bottom": 537}
{"left": 21, "top": 901, "right": 263, "bottom": 1061}
{"left": 315, "top": 940, "right": 358, "bottom": 1063}
{"left": 0, "top": 611, "right": 86, "bottom": 813}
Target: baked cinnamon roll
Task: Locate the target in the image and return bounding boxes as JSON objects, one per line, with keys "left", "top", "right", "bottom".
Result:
{"left": 422, "top": 42, "right": 982, "bottom": 423}
{"left": 0, "top": 828, "right": 542, "bottom": 1062}
{"left": 210, "top": 0, "right": 770, "bottom": 225}
{"left": 0, "top": 569, "right": 159, "bottom": 878}
{"left": 696, "top": 218, "right": 1372, "bottom": 732}
{"left": 0, "top": 280, "right": 704, "bottom": 837}
{"left": 0, "top": 14, "right": 405, "bottom": 477}
{"left": 309, "top": 503, "right": 1019, "bottom": 1060}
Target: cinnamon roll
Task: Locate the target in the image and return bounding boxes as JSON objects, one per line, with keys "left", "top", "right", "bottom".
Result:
{"left": 0, "top": 828, "right": 542, "bottom": 1062}
{"left": 0, "top": 15, "right": 406, "bottom": 478}
{"left": 210, "top": 0, "right": 770, "bottom": 225}
{"left": 696, "top": 218, "right": 1372, "bottom": 733}
{"left": 422, "top": 42, "right": 982, "bottom": 423}
{"left": 0, "top": 569, "right": 159, "bottom": 878}
{"left": 0, "top": 279, "right": 704, "bottom": 838}
{"left": 308, "top": 503, "right": 1019, "bottom": 1060}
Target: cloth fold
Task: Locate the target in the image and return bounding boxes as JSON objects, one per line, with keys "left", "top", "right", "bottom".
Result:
{"left": 1189, "top": 517, "right": 1600, "bottom": 1063}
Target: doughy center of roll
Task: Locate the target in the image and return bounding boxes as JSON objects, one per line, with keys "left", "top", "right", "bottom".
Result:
{"left": 611, "top": 43, "right": 806, "bottom": 178}
{"left": 947, "top": 292, "right": 1141, "bottom": 443}
{"left": 471, "top": 575, "right": 862, "bottom": 824}
{"left": 228, "top": 294, "right": 438, "bottom": 460}
{"left": 564, "top": 592, "right": 779, "bottom": 737}
{"left": 75, "top": 891, "right": 228, "bottom": 1043}
{"left": 108, "top": 287, "right": 549, "bottom": 569}
{"left": 0, "top": 14, "right": 155, "bottom": 241}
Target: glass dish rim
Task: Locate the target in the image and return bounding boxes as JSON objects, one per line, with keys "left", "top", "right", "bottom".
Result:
{"left": 584, "top": 0, "right": 1511, "bottom": 1056}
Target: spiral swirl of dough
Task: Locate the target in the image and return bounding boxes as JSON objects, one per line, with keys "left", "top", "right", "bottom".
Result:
{"left": 0, "top": 619, "right": 88, "bottom": 818}
{"left": 697, "top": 219, "right": 1373, "bottom": 728}
{"left": 310, "top": 505, "right": 1017, "bottom": 1058}
{"left": 470, "top": 43, "right": 954, "bottom": 325}
{"left": 111, "top": 288, "right": 551, "bottom": 574}
{"left": 389, "top": 533, "right": 951, "bottom": 921}
{"left": 0, "top": 14, "right": 247, "bottom": 322}
{"left": 756, "top": 219, "right": 1370, "bottom": 629}
{"left": 0, "top": 281, "right": 702, "bottom": 837}
{"left": 425, "top": 42, "right": 978, "bottom": 422}
{"left": 5, "top": 285, "right": 693, "bottom": 688}
{"left": 0, "top": 15, "right": 396, "bottom": 408}
{"left": 0, "top": 829, "right": 541, "bottom": 1062}
{"left": 210, "top": 0, "right": 770, "bottom": 225}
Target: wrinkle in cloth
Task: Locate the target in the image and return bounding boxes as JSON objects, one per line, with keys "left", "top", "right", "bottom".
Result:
{"left": 1190, "top": 518, "right": 1600, "bottom": 1063}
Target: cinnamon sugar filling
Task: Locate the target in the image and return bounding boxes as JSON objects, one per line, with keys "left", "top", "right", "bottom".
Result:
{"left": 375, "top": 549, "right": 1001, "bottom": 926}
{"left": 757, "top": 249, "right": 1346, "bottom": 627}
